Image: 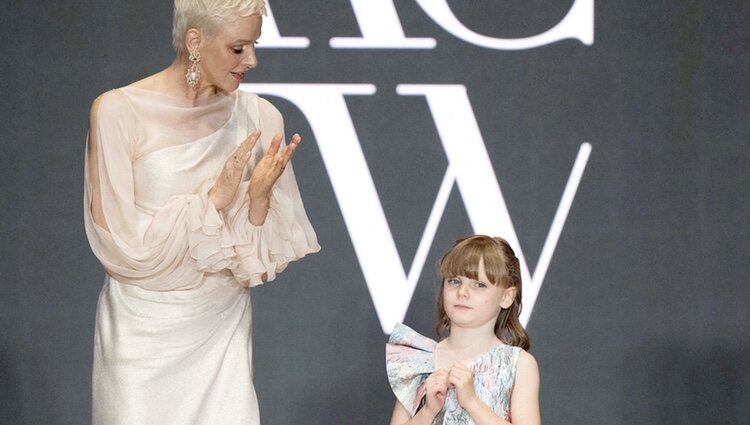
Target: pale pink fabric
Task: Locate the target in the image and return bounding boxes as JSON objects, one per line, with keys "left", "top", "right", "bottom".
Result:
{"left": 84, "top": 86, "right": 319, "bottom": 424}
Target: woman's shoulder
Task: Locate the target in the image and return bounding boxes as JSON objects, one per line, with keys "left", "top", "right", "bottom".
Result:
{"left": 238, "top": 92, "right": 283, "bottom": 131}
{"left": 89, "top": 88, "right": 133, "bottom": 124}
{"left": 252, "top": 94, "right": 282, "bottom": 119}
{"left": 234, "top": 89, "right": 277, "bottom": 112}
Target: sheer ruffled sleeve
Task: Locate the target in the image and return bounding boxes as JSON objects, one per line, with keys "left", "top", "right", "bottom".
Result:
{"left": 222, "top": 97, "right": 320, "bottom": 286}
{"left": 84, "top": 90, "right": 235, "bottom": 291}
{"left": 386, "top": 323, "right": 437, "bottom": 416}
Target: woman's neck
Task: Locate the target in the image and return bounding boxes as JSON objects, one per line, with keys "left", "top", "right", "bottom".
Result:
{"left": 131, "top": 56, "right": 220, "bottom": 103}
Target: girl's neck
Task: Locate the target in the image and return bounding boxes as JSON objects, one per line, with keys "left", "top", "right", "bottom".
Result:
{"left": 443, "top": 322, "right": 500, "bottom": 350}
{"left": 434, "top": 322, "right": 501, "bottom": 369}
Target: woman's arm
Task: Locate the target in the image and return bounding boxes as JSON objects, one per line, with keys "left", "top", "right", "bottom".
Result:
{"left": 219, "top": 97, "right": 319, "bottom": 286}
{"left": 85, "top": 91, "right": 238, "bottom": 290}
{"left": 246, "top": 132, "right": 300, "bottom": 225}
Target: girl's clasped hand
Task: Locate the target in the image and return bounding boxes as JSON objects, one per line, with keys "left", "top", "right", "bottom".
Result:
{"left": 424, "top": 364, "right": 480, "bottom": 416}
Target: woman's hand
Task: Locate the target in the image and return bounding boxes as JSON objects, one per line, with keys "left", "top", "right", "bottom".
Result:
{"left": 424, "top": 369, "right": 449, "bottom": 417}
{"left": 247, "top": 133, "right": 301, "bottom": 225}
{"left": 208, "top": 131, "right": 260, "bottom": 211}
{"left": 448, "top": 363, "right": 479, "bottom": 409}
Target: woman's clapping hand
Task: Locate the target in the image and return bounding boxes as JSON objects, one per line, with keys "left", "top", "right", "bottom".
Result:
{"left": 246, "top": 133, "right": 301, "bottom": 225}
{"left": 208, "top": 131, "right": 261, "bottom": 211}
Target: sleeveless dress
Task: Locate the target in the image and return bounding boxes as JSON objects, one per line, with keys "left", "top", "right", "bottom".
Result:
{"left": 84, "top": 86, "right": 320, "bottom": 424}
{"left": 386, "top": 323, "right": 521, "bottom": 424}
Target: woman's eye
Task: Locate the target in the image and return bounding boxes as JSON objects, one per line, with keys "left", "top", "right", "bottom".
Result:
{"left": 232, "top": 47, "right": 244, "bottom": 54}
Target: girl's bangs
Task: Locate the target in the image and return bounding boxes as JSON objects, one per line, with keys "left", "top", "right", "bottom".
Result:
{"left": 439, "top": 237, "right": 507, "bottom": 285}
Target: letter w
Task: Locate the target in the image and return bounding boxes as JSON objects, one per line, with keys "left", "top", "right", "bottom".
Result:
{"left": 242, "top": 83, "right": 591, "bottom": 334}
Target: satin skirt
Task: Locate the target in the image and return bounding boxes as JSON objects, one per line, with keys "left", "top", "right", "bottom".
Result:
{"left": 92, "top": 272, "right": 259, "bottom": 424}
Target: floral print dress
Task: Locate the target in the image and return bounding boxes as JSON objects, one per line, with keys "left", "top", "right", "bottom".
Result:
{"left": 386, "top": 323, "right": 521, "bottom": 424}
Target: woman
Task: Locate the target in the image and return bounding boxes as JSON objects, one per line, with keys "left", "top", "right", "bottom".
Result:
{"left": 83, "top": 1, "right": 319, "bottom": 423}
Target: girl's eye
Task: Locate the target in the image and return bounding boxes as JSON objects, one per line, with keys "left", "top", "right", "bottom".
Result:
{"left": 448, "top": 278, "right": 461, "bottom": 286}
{"left": 474, "top": 281, "right": 487, "bottom": 288}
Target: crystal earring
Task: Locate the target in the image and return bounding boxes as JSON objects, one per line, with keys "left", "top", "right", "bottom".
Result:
{"left": 185, "top": 49, "right": 201, "bottom": 89}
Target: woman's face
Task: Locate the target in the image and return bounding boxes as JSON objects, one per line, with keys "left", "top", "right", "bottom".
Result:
{"left": 199, "top": 14, "right": 262, "bottom": 92}
{"left": 442, "top": 259, "right": 515, "bottom": 330}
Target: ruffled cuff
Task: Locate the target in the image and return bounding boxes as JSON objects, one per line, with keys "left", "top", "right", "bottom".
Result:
{"left": 185, "top": 180, "right": 236, "bottom": 273}
{"left": 225, "top": 184, "right": 320, "bottom": 286}
{"left": 386, "top": 324, "right": 437, "bottom": 416}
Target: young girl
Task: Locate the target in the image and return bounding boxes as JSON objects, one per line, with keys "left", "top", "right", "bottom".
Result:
{"left": 386, "top": 235, "right": 541, "bottom": 425}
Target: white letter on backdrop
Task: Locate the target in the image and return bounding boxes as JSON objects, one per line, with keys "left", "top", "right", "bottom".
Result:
{"left": 413, "top": 0, "right": 594, "bottom": 49}
{"left": 257, "top": 0, "right": 310, "bottom": 48}
{"left": 330, "top": 0, "right": 436, "bottom": 49}
{"left": 241, "top": 83, "right": 591, "bottom": 332}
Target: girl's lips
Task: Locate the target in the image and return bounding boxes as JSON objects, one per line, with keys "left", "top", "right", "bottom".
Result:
{"left": 454, "top": 304, "right": 472, "bottom": 309}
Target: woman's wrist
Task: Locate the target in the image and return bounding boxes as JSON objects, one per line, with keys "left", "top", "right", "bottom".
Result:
{"left": 248, "top": 196, "right": 270, "bottom": 225}
{"left": 207, "top": 187, "right": 223, "bottom": 211}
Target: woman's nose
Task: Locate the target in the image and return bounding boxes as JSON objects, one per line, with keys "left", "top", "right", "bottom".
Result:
{"left": 244, "top": 50, "right": 258, "bottom": 70}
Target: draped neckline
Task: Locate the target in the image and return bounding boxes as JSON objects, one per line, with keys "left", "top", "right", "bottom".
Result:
{"left": 122, "top": 85, "right": 237, "bottom": 109}
{"left": 118, "top": 85, "right": 241, "bottom": 161}
{"left": 434, "top": 338, "right": 508, "bottom": 370}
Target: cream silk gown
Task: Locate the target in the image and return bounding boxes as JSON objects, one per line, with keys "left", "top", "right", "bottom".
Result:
{"left": 84, "top": 86, "right": 319, "bottom": 424}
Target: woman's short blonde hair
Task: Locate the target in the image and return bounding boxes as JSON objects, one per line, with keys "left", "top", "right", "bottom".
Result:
{"left": 172, "top": 0, "right": 266, "bottom": 53}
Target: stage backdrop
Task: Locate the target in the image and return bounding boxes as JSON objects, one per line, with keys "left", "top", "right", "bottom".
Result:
{"left": 2, "top": 0, "right": 749, "bottom": 424}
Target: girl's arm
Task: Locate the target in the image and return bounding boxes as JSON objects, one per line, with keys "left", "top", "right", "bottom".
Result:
{"left": 507, "top": 351, "right": 541, "bottom": 425}
{"left": 455, "top": 352, "right": 541, "bottom": 425}
{"left": 390, "top": 369, "right": 449, "bottom": 425}
{"left": 390, "top": 401, "right": 438, "bottom": 425}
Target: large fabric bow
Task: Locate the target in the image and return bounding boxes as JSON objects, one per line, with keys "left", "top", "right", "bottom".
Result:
{"left": 386, "top": 323, "right": 437, "bottom": 416}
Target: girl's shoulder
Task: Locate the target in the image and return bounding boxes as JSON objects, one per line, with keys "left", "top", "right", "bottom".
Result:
{"left": 515, "top": 349, "right": 540, "bottom": 379}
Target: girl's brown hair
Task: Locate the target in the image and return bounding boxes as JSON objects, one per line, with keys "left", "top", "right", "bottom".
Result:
{"left": 435, "top": 235, "right": 530, "bottom": 350}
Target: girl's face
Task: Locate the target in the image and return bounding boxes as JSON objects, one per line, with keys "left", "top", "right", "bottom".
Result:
{"left": 442, "top": 259, "right": 516, "bottom": 330}
{"left": 199, "top": 14, "right": 262, "bottom": 92}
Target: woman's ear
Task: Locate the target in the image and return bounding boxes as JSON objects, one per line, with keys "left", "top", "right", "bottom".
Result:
{"left": 500, "top": 286, "right": 517, "bottom": 309}
{"left": 185, "top": 28, "right": 202, "bottom": 52}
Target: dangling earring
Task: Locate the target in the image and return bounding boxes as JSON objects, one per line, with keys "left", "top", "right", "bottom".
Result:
{"left": 185, "top": 49, "right": 201, "bottom": 89}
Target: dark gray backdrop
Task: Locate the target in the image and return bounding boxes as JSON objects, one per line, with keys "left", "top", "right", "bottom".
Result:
{"left": 2, "top": 1, "right": 749, "bottom": 424}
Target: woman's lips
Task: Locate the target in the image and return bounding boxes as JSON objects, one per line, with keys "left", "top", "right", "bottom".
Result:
{"left": 231, "top": 72, "right": 245, "bottom": 81}
{"left": 454, "top": 304, "right": 472, "bottom": 309}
